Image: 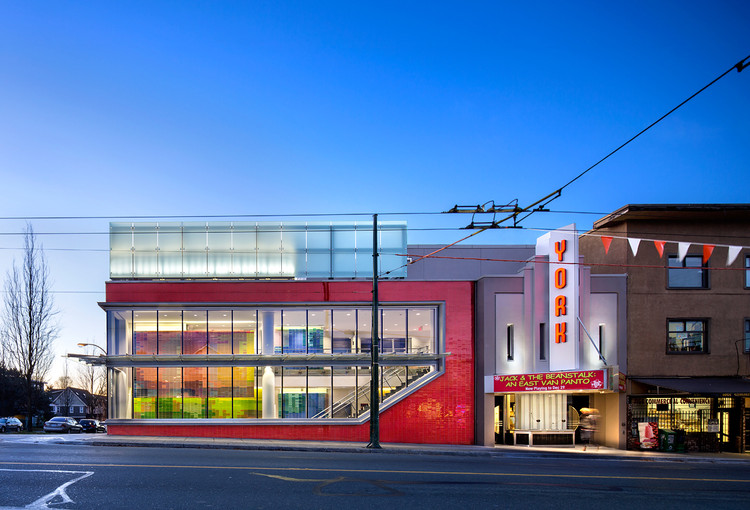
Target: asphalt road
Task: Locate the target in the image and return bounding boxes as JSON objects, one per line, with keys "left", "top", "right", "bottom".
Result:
{"left": 1, "top": 437, "right": 749, "bottom": 509}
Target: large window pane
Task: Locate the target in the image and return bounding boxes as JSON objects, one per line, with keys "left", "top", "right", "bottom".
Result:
{"left": 134, "top": 311, "right": 157, "bottom": 355}
{"left": 281, "top": 367, "right": 307, "bottom": 418}
{"left": 408, "top": 308, "right": 436, "bottom": 354}
{"left": 183, "top": 367, "right": 206, "bottom": 418}
{"left": 208, "top": 311, "right": 232, "bottom": 355}
{"left": 382, "top": 365, "right": 407, "bottom": 400}
{"left": 108, "top": 310, "right": 132, "bottom": 356}
{"left": 158, "top": 367, "right": 182, "bottom": 419}
{"left": 308, "top": 310, "right": 330, "bottom": 353}
{"left": 332, "top": 367, "right": 356, "bottom": 418}
{"left": 133, "top": 367, "right": 157, "bottom": 419}
{"left": 331, "top": 309, "right": 356, "bottom": 354}
{"left": 668, "top": 255, "right": 707, "bottom": 288}
{"left": 307, "top": 367, "right": 332, "bottom": 418}
{"left": 358, "top": 309, "right": 372, "bottom": 353}
{"left": 233, "top": 310, "right": 257, "bottom": 354}
{"left": 282, "top": 310, "right": 307, "bottom": 354}
{"left": 184, "top": 310, "right": 207, "bottom": 355}
{"left": 382, "top": 309, "right": 406, "bottom": 353}
{"left": 667, "top": 319, "right": 706, "bottom": 353}
{"left": 233, "top": 367, "right": 258, "bottom": 418}
{"left": 357, "top": 366, "right": 373, "bottom": 414}
{"left": 158, "top": 311, "right": 182, "bottom": 355}
{"left": 208, "top": 367, "right": 232, "bottom": 418}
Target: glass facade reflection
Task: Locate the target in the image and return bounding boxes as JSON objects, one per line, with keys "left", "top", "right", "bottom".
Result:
{"left": 109, "top": 305, "right": 439, "bottom": 421}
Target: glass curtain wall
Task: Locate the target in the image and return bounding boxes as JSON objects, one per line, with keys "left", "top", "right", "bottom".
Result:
{"left": 117, "top": 305, "right": 438, "bottom": 420}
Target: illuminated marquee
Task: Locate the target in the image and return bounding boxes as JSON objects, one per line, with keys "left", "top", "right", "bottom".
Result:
{"left": 491, "top": 370, "right": 606, "bottom": 392}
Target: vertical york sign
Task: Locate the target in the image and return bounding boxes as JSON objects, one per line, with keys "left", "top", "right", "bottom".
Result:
{"left": 548, "top": 224, "right": 578, "bottom": 371}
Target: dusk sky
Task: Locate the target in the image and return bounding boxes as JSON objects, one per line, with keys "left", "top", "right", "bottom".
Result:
{"left": 1, "top": 1, "right": 748, "bottom": 382}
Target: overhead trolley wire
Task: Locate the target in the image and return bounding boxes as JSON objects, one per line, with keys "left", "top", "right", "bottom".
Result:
{"left": 558, "top": 54, "right": 750, "bottom": 192}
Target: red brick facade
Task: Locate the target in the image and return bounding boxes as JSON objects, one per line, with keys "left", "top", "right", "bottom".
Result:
{"left": 105, "top": 280, "right": 475, "bottom": 445}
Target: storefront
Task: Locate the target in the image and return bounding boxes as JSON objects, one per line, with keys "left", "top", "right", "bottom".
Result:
{"left": 476, "top": 225, "right": 628, "bottom": 448}
{"left": 628, "top": 378, "right": 750, "bottom": 452}
{"left": 97, "top": 221, "right": 476, "bottom": 445}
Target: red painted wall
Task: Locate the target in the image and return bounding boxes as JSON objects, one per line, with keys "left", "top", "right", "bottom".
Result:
{"left": 105, "top": 280, "right": 474, "bottom": 444}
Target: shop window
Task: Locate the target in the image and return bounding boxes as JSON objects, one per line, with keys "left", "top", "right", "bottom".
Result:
{"left": 667, "top": 319, "right": 708, "bottom": 353}
{"left": 668, "top": 255, "right": 708, "bottom": 288}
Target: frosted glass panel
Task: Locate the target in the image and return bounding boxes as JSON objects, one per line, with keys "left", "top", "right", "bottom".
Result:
{"left": 110, "top": 221, "right": 407, "bottom": 279}
{"left": 158, "top": 223, "right": 182, "bottom": 251}
{"left": 110, "top": 252, "right": 132, "bottom": 277}
{"left": 133, "top": 252, "right": 158, "bottom": 277}
{"left": 110, "top": 223, "right": 132, "bottom": 251}
{"left": 307, "top": 253, "right": 331, "bottom": 278}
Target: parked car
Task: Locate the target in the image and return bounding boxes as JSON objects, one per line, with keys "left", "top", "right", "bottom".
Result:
{"left": 43, "top": 417, "right": 82, "bottom": 434}
{"left": 79, "top": 419, "right": 106, "bottom": 433}
{"left": 0, "top": 417, "right": 24, "bottom": 432}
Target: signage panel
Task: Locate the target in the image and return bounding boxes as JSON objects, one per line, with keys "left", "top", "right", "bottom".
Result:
{"left": 492, "top": 369, "right": 606, "bottom": 393}
{"left": 547, "top": 224, "right": 578, "bottom": 371}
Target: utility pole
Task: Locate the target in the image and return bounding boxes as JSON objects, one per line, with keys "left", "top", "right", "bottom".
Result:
{"left": 367, "top": 213, "right": 381, "bottom": 448}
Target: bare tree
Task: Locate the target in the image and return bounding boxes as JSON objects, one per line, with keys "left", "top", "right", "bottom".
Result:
{"left": 53, "top": 358, "right": 73, "bottom": 390}
{"left": 1, "top": 224, "right": 58, "bottom": 429}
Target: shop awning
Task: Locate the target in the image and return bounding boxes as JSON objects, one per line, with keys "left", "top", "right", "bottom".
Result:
{"left": 632, "top": 377, "right": 750, "bottom": 396}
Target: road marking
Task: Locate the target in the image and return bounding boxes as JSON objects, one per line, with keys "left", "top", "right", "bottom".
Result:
{"left": 0, "top": 461, "right": 747, "bottom": 484}
{"left": 0, "top": 468, "right": 93, "bottom": 510}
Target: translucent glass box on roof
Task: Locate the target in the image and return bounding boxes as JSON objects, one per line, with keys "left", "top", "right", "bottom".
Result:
{"left": 110, "top": 221, "right": 407, "bottom": 279}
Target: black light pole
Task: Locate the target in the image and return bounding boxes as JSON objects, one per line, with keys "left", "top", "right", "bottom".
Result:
{"left": 367, "top": 213, "right": 381, "bottom": 448}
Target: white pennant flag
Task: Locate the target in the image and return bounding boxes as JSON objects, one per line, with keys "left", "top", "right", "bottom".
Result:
{"left": 628, "top": 238, "right": 641, "bottom": 257}
{"left": 726, "top": 246, "right": 742, "bottom": 266}
{"left": 678, "top": 242, "right": 690, "bottom": 262}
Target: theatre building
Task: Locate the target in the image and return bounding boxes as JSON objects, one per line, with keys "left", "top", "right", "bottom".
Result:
{"left": 475, "top": 226, "right": 627, "bottom": 448}
{"left": 98, "top": 220, "right": 627, "bottom": 447}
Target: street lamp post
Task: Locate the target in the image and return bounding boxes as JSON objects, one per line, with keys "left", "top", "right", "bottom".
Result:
{"left": 76, "top": 342, "right": 107, "bottom": 421}
{"left": 77, "top": 342, "right": 106, "bottom": 356}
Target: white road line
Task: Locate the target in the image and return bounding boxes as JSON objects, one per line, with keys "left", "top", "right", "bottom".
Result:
{"left": 0, "top": 468, "right": 94, "bottom": 510}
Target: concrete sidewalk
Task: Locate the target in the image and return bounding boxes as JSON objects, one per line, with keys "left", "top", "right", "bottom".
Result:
{"left": 76, "top": 434, "right": 750, "bottom": 463}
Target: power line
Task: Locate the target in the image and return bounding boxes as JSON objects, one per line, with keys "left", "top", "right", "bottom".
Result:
{"left": 0, "top": 211, "right": 445, "bottom": 222}
{"left": 558, "top": 54, "right": 750, "bottom": 192}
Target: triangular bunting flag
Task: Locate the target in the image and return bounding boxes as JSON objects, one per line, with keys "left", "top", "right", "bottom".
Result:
{"left": 702, "top": 245, "right": 714, "bottom": 264}
{"left": 654, "top": 241, "right": 665, "bottom": 258}
{"left": 678, "top": 242, "right": 690, "bottom": 262}
{"left": 727, "top": 246, "right": 742, "bottom": 266}
{"left": 601, "top": 236, "right": 613, "bottom": 254}
{"left": 628, "top": 238, "right": 641, "bottom": 257}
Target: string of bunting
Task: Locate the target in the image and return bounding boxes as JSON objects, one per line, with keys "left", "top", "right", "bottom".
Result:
{"left": 592, "top": 233, "right": 746, "bottom": 266}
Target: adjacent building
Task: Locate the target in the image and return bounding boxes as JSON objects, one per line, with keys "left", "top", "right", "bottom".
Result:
{"left": 580, "top": 204, "right": 750, "bottom": 452}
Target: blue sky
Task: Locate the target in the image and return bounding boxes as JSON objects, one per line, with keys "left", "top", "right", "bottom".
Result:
{"left": 1, "top": 1, "right": 748, "bottom": 381}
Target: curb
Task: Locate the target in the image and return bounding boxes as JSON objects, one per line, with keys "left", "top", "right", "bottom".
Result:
{"left": 76, "top": 438, "right": 750, "bottom": 464}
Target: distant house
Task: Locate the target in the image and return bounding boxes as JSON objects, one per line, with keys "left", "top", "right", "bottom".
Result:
{"left": 49, "top": 388, "right": 106, "bottom": 421}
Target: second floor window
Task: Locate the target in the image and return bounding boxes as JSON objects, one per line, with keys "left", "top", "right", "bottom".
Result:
{"left": 667, "top": 319, "right": 707, "bottom": 353}
{"left": 745, "top": 319, "right": 750, "bottom": 354}
{"left": 668, "top": 255, "right": 708, "bottom": 288}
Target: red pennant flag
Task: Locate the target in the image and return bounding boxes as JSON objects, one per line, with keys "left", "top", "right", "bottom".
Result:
{"left": 702, "top": 244, "right": 714, "bottom": 264}
{"left": 601, "top": 236, "right": 613, "bottom": 254}
{"left": 654, "top": 240, "right": 666, "bottom": 258}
